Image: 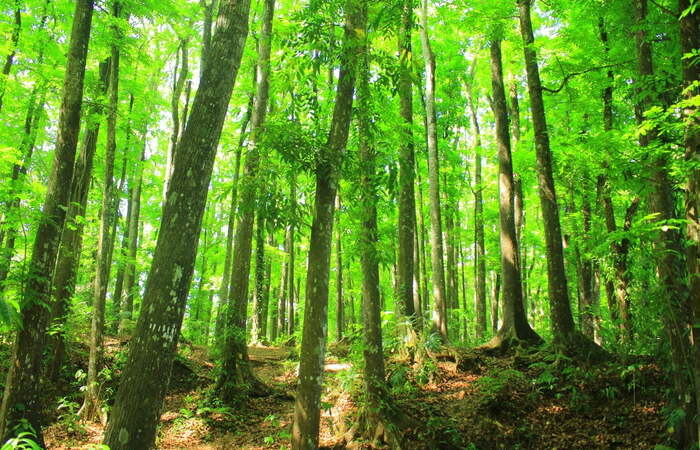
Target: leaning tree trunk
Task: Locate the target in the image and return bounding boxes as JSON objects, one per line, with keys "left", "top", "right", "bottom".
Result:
{"left": 397, "top": 0, "right": 417, "bottom": 329}
{"left": 163, "top": 37, "right": 189, "bottom": 202}
{"left": 82, "top": 2, "right": 120, "bottom": 421}
{"left": 216, "top": 0, "right": 274, "bottom": 404}
{"left": 0, "top": 0, "right": 94, "bottom": 444}
{"left": 419, "top": 0, "right": 448, "bottom": 342}
{"left": 102, "top": 1, "right": 251, "bottom": 448}
{"left": 517, "top": 0, "right": 598, "bottom": 354}
{"left": 679, "top": 0, "right": 700, "bottom": 444}
{"left": 484, "top": 37, "right": 541, "bottom": 352}
{"left": 291, "top": 1, "right": 363, "bottom": 447}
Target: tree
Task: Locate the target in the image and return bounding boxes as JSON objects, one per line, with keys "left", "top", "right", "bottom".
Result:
{"left": 484, "top": 34, "right": 541, "bottom": 351}
{"left": 517, "top": 0, "right": 598, "bottom": 354}
{"left": 0, "top": 0, "right": 95, "bottom": 443}
{"left": 102, "top": 1, "right": 252, "bottom": 447}
{"left": 419, "top": 0, "right": 448, "bottom": 342}
{"left": 291, "top": 0, "right": 364, "bottom": 446}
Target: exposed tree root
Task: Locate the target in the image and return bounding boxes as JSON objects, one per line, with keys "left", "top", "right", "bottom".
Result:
{"left": 479, "top": 326, "right": 543, "bottom": 356}
{"left": 342, "top": 400, "right": 418, "bottom": 449}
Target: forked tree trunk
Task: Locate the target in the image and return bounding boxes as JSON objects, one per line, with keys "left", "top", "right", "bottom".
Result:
{"left": 291, "top": 1, "right": 363, "bottom": 447}
{"left": 102, "top": 1, "right": 251, "bottom": 447}
{"left": 0, "top": 0, "right": 95, "bottom": 443}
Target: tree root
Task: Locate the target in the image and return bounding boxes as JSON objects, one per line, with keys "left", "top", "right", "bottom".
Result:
{"left": 343, "top": 402, "right": 417, "bottom": 450}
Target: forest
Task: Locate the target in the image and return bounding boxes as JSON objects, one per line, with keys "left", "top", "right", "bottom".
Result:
{"left": 0, "top": 0, "right": 698, "bottom": 448}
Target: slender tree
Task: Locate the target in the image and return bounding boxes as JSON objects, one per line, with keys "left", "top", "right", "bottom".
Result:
{"left": 216, "top": 0, "right": 275, "bottom": 403}
{"left": 102, "top": 1, "right": 252, "bottom": 447}
{"left": 484, "top": 36, "right": 541, "bottom": 351}
{"left": 419, "top": 0, "right": 448, "bottom": 341}
{"left": 292, "top": 0, "right": 363, "bottom": 446}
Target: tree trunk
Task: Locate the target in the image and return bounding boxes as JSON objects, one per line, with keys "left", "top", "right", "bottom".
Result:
{"left": 631, "top": 0, "right": 694, "bottom": 444}
{"left": 397, "top": 0, "right": 417, "bottom": 329}
{"left": 679, "top": 0, "right": 700, "bottom": 443}
{"left": 0, "top": 0, "right": 94, "bottom": 443}
{"left": 119, "top": 143, "right": 145, "bottom": 333}
{"left": 83, "top": 2, "right": 120, "bottom": 420}
{"left": 251, "top": 214, "right": 266, "bottom": 344}
{"left": 214, "top": 94, "right": 252, "bottom": 350}
{"left": 419, "top": 0, "right": 448, "bottom": 342}
{"left": 467, "top": 76, "right": 487, "bottom": 341}
{"left": 102, "top": 1, "right": 251, "bottom": 447}
{"left": 518, "top": 0, "right": 593, "bottom": 352}
{"left": 335, "top": 194, "right": 344, "bottom": 342}
{"left": 491, "top": 272, "right": 501, "bottom": 334}
{"left": 291, "top": 1, "right": 363, "bottom": 447}
{"left": 48, "top": 59, "right": 111, "bottom": 379}
{"left": 484, "top": 37, "right": 541, "bottom": 351}
{"left": 288, "top": 178, "right": 297, "bottom": 336}
{"left": 216, "top": 0, "right": 274, "bottom": 404}
{"left": 416, "top": 164, "right": 430, "bottom": 317}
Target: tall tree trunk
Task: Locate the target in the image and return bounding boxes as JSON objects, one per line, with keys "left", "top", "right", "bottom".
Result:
{"left": 467, "top": 78, "right": 487, "bottom": 341}
{"left": 216, "top": 0, "right": 274, "bottom": 403}
{"left": 416, "top": 164, "right": 430, "bottom": 316}
{"left": 251, "top": 214, "right": 266, "bottom": 344}
{"left": 291, "top": 1, "right": 363, "bottom": 446}
{"left": 102, "top": 1, "right": 251, "bottom": 447}
{"left": 419, "top": 0, "right": 448, "bottom": 342}
{"left": 48, "top": 59, "right": 111, "bottom": 379}
{"left": 679, "top": 0, "right": 700, "bottom": 444}
{"left": 397, "top": 0, "right": 417, "bottom": 328}
{"left": 214, "top": 94, "right": 253, "bottom": 350}
{"left": 335, "top": 194, "right": 344, "bottom": 342}
{"left": 288, "top": 176, "right": 297, "bottom": 336}
{"left": 518, "top": 0, "right": 595, "bottom": 352}
{"left": 119, "top": 143, "right": 145, "bottom": 333}
{"left": 0, "top": 0, "right": 95, "bottom": 443}
{"left": 485, "top": 37, "right": 541, "bottom": 351}
{"left": 491, "top": 272, "right": 501, "bottom": 334}
{"left": 82, "top": 2, "right": 121, "bottom": 422}
{"left": 631, "top": 0, "right": 694, "bottom": 444}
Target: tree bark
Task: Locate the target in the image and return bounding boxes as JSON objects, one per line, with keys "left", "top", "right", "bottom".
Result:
{"left": 397, "top": 0, "right": 417, "bottom": 329}
{"left": 83, "top": 2, "right": 121, "bottom": 421}
{"left": 484, "top": 37, "right": 541, "bottom": 351}
{"left": 419, "top": 0, "right": 448, "bottom": 342}
{"left": 291, "top": 1, "right": 363, "bottom": 447}
{"left": 0, "top": 0, "right": 94, "bottom": 443}
{"left": 518, "top": 0, "right": 593, "bottom": 351}
{"left": 164, "top": 37, "right": 189, "bottom": 201}
{"left": 288, "top": 178, "right": 297, "bottom": 336}
{"left": 251, "top": 213, "right": 266, "bottom": 344}
{"left": 679, "top": 0, "right": 700, "bottom": 444}
{"left": 0, "top": 0, "right": 21, "bottom": 114}
{"left": 102, "top": 1, "right": 251, "bottom": 447}
{"left": 216, "top": 0, "right": 274, "bottom": 404}
{"left": 335, "top": 194, "right": 344, "bottom": 342}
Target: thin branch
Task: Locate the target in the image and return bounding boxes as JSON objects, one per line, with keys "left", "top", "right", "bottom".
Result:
{"left": 542, "top": 60, "right": 634, "bottom": 94}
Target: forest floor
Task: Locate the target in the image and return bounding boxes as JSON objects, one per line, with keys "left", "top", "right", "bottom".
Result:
{"left": 32, "top": 338, "right": 671, "bottom": 449}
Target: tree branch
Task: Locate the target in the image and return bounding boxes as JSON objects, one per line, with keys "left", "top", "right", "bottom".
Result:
{"left": 542, "top": 60, "right": 634, "bottom": 94}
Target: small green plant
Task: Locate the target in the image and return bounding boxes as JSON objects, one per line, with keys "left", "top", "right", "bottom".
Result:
{"left": 57, "top": 397, "right": 86, "bottom": 436}
{"left": 2, "top": 421, "right": 41, "bottom": 450}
